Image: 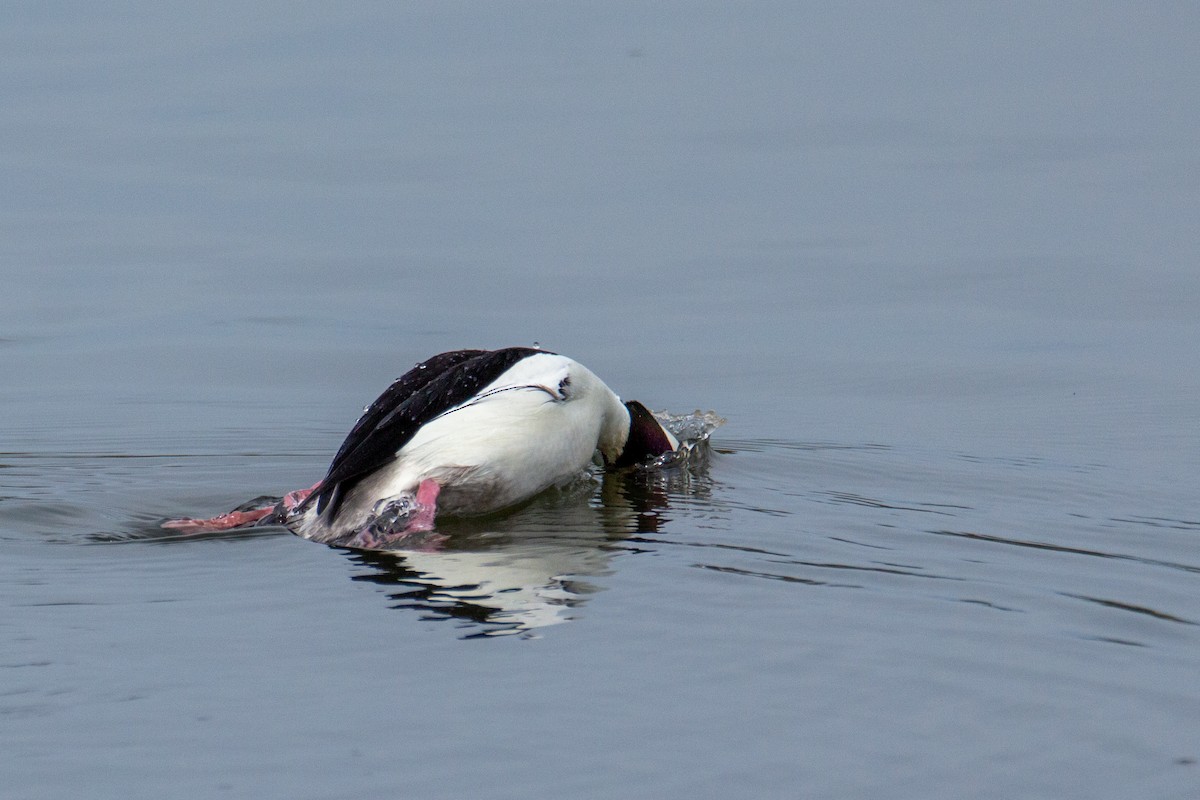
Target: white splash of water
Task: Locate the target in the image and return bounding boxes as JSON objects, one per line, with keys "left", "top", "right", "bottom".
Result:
{"left": 649, "top": 409, "right": 725, "bottom": 469}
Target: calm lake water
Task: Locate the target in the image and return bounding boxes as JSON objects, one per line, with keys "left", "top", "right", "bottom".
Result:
{"left": 3, "top": 3, "right": 1199, "bottom": 798}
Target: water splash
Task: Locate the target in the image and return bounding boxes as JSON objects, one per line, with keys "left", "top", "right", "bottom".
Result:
{"left": 649, "top": 409, "right": 725, "bottom": 469}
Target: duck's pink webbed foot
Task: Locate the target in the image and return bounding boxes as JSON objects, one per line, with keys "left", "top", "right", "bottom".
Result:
{"left": 160, "top": 506, "right": 273, "bottom": 532}
{"left": 161, "top": 484, "right": 317, "bottom": 533}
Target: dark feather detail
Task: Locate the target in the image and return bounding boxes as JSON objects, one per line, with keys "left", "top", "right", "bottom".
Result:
{"left": 612, "top": 400, "right": 674, "bottom": 468}
{"left": 307, "top": 347, "right": 548, "bottom": 520}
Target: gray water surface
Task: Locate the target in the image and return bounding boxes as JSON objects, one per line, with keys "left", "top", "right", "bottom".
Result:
{"left": 3, "top": 4, "right": 1199, "bottom": 799}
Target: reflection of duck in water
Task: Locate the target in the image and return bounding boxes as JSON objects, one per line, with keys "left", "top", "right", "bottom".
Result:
{"left": 347, "top": 467, "right": 715, "bottom": 637}
{"left": 165, "top": 348, "right": 681, "bottom": 548}
{"left": 351, "top": 511, "right": 617, "bottom": 637}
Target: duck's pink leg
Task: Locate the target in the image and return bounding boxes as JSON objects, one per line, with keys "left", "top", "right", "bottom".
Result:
{"left": 342, "top": 479, "right": 443, "bottom": 550}
{"left": 280, "top": 486, "right": 316, "bottom": 513}
{"left": 161, "top": 483, "right": 318, "bottom": 533}
{"left": 404, "top": 479, "right": 441, "bottom": 532}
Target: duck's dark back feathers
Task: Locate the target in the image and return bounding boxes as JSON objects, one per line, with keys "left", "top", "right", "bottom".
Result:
{"left": 309, "top": 347, "right": 549, "bottom": 520}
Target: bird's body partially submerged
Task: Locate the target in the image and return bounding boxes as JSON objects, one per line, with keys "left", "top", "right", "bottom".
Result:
{"left": 239, "top": 347, "right": 679, "bottom": 546}
{"left": 163, "top": 347, "right": 679, "bottom": 547}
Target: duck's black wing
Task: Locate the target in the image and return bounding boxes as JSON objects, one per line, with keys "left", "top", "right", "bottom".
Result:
{"left": 308, "top": 347, "right": 548, "bottom": 520}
